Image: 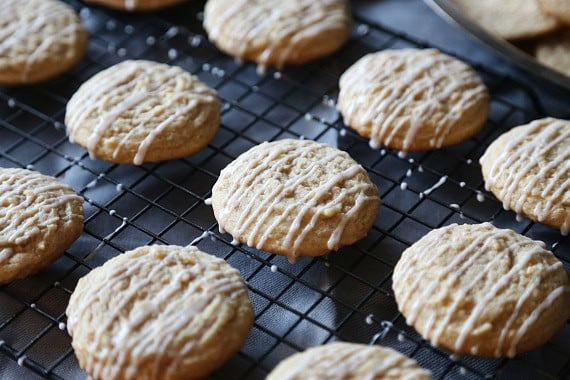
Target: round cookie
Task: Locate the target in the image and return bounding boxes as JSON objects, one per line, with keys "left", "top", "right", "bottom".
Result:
{"left": 451, "top": 0, "right": 559, "bottom": 40}
{"left": 203, "top": 0, "right": 351, "bottom": 70}
{"left": 393, "top": 223, "right": 570, "bottom": 358}
{"left": 538, "top": 0, "right": 570, "bottom": 24}
{"left": 211, "top": 139, "right": 380, "bottom": 262}
{"left": 0, "top": 168, "right": 84, "bottom": 284}
{"left": 536, "top": 31, "right": 570, "bottom": 77}
{"left": 85, "top": 0, "right": 188, "bottom": 11}
{"left": 66, "top": 245, "right": 253, "bottom": 380}
{"left": 65, "top": 60, "right": 220, "bottom": 165}
{"left": 0, "top": 0, "right": 88, "bottom": 85}
{"left": 480, "top": 118, "right": 570, "bottom": 235}
{"left": 337, "top": 49, "right": 489, "bottom": 153}
{"left": 266, "top": 342, "right": 432, "bottom": 380}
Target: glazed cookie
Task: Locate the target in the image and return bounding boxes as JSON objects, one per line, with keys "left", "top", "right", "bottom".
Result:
{"left": 85, "top": 0, "right": 187, "bottom": 11}
{"left": 393, "top": 223, "right": 570, "bottom": 357}
{"left": 0, "top": 168, "right": 84, "bottom": 284}
{"left": 266, "top": 342, "right": 432, "bottom": 380}
{"left": 203, "top": 0, "right": 351, "bottom": 71}
{"left": 337, "top": 49, "right": 489, "bottom": 153}
{"left": 536, "top": 31, "right": 570, "bottom": 77}
{"left": 480, "top": 118, "right": 570, "bottom": 235}
{"left": 66, "top": 245, "right": 253, "bottom": 380}
{"left": 451, "top": 0, "right": 559, "bottom": 40}
{"left": 0, "top": 0, "right": 88, "bottom": 85}
{"left": 211, "top": 139, "right": 380, "bottom": 262}
{"left": 539, "top": 0, "right": 570, "bottom": 24}
{"left": 66, "top": 60, "right": 220, "bottom": 165}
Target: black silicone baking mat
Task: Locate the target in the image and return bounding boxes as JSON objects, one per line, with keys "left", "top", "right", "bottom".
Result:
{"left": 0, "top": 1, "right": 568, "bottom": 379}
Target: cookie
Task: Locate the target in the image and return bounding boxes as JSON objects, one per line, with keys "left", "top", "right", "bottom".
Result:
{"left": 337, "top": 49, "right": 489, "bottom": 153}
{"left": 65, "top": 60, "right": 220, "bottom": 165}
{"left": 0, "top": 0, "right": 88, "bottom": 85}
{"left": 211, "top": 139, "right": 380, "bottom": 262}
{"left": 451, "top": 0, "right": 559, "bottom": 40}
{"left": 539, "top": 0, "right": 570, "bottom": 24}
{"left": 66, "top": 245, "right": 253, "bottom": 380}
{"left": 393, "top": 223, "right": 570, "bottom": 357}
{"left": 0, "top": 168, "right": 84, "bottom": 284}
{"left": 266, "top": 342, "right": 432, "bottom": 380}
{"left": 203, "top": 0, "right": 351, "bottom": 71}
{"left": 535, "top": 30, "right": 570, "bottom": 77}
{"left": 85, "top": 0, "right": 187, "bottom": 11}
{"left": 480, "top": 118, "right": 570, "bottom": 235}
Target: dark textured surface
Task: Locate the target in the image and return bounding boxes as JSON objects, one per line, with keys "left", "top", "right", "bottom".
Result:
{"left": 0, "top": 0, "right": 568, "bottom": 379}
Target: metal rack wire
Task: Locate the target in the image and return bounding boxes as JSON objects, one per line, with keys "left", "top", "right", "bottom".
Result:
{"left": 0, "top": 1, "right": 568, "bottom": 379}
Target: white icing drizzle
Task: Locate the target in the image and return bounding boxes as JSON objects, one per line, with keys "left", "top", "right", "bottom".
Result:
{"left": 66, "top": 246, "right": 247, "bottom": 379}
{"left": 214, "top": 140, "right": 379, "bottom": 262}
{"left": 277, "top": 343, "right": 431, "bottom": 379}
{"left": 188, "top": 230, "right": 212, "bottom": 247}
{"left": 204, "top": 0, "right": 350, "bottom": 69}
{"left": 394, "top": 223, "right": 569, "bottom": 357}
{"left": 0, "top": 168, "right": 83, "bottom": 264}
{"left": 0, "top": 0, "right": 84, "bottom": 81}
{"left": 338, "top": 49, "right": 487, "bottom": 152}
{"left": 66, "top": 61, "right": 217, "bottom": 165}
{"left": 420, "top": 175, "right": 447, "bottom": 198}
{"left": 482, "top": 118, "right": 570, "bottom": 235}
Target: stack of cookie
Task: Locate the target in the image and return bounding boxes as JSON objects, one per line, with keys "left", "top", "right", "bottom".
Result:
{"left": 452, "top": 0, "right": 570, "bottom": 76}
{"left": 1, "top": 0, "right": 569, "bottom": 379}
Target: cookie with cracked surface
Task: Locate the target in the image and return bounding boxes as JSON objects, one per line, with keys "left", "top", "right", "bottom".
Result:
{"left": 538, "top": 0, "right": 570, "bottom": 24}
{"left": 65, "top": 60, "right": 220, "bottom": 165}
{"left": 266, "top": 342, "right": 432, "bottom": 380}
{"left": 393, "top": 222, "right": 570, "bottom": 357}
{"left": 451, "top": 0, "right": 559, "bottom": 40}
{"left": 337, "top": 49, "right": 489, "bottom": 153}
{"left": 203, "top": 0, "right": 351, "bottom": 71}
{"left": 0, "top": 168, "right": 84, "bottom": 284}
{"left": 535, "top": 31, "right": 570, "bottom": 77}
{"left": 66, "top": 245, "right": 254, "bottom": 380}
{"left": 85, "top": 0, "right": 188, "bottom": 11}
{"left": 480, "top": 118, "right": 570, "bottom": 235}
{"left": 0, "top": 0, "right": 88, "bottom": 85}
{"left": 210, "top": 139, "right": 380, "bottom": 263}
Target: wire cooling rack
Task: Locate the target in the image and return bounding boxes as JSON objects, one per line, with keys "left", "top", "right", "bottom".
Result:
{"left": 0, "top": 1, "right": 568, "bottom": 379}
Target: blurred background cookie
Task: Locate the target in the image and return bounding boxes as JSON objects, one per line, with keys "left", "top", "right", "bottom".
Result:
{"left": 203, "top": 0, "right": 352, "bottom": 71}
{"left": 211, "top": 139, "right": 380, "bottom": 263}
{"left": 0, "top": 0, "right": 88, "bottom": 85}
{"left": 451, "top": 0, "right": 559, "bottom": 40}
{"left": 338, "top": 49, "right": 489, "bottom": 153}
{"left": 535, "top": 30, "right": 570, "bottom": 76}
{"left": 0, "top": 168, "right": 84, "bottom": 284}
{"left": 66, "top": 60, "right": 220, "bottom": 165}
{"left": 538, "top": 0, "right": 570, "bottom": 24}
{"left": 66, "top": 245, "right": 253, "bottom": 380}
{"left": 393, "top": 223, "right": 570, "bottom": 357}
